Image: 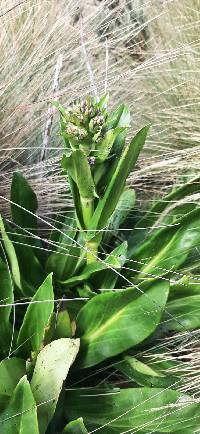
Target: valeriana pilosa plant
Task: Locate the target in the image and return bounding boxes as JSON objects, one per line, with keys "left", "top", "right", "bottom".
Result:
{"left": 52, "top": 94, "right": 148, "bottom": 266}
{"left": 0, "top": 95, "right": 200, "bottom": 432}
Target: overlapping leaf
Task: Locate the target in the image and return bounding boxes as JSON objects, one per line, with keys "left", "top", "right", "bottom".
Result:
{"left": 31, "top": 338, "right": 80, "bottom": 434}
{"left": 0, "top": 376, "right": 39, "bottom": 434}
{"left": 17, "top": 274, "right": 54, "bottom": 356}
{"left": 77, "top": 279, "right": 169, "bottom": 367}
{"left": 87, "top": 125, "right": 150, "bottom": 235}
{"left": 65, "top": 387, "right": 200, "bottom": 433}
{"left": 128, "top": 208, "right": 200, "bottom": 280}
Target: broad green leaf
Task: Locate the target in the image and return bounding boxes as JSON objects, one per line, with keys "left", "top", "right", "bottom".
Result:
{"left": 169, "top": 274, "right": 200, "bottom": 300}
{"left": 128, "top": 174, "right": 200, "bottom": 253}
{"left": 68, "top": 176, "right": 85, "bottom": 228}
{"left": 96, "top": 128, "right": 125, "bottom": 162}
{"left": 46, "top": 217, "right": 84, "bottom": 281}
{"left": 76, "top": 279, "right": 169, "bottom": 367}
{"left": 11, "top": 238, "right": 46, "bottom": 296}
{"left": 98, "top": 241, "right": 128, "bottom": 290}
{"left": 46, "top": 245, "right": 80, "bottom": 281}
{"left": 49, "top": 213, "right": 76, "bottom": 247}
{"left": 105, "top": 104, "right": 130, "bottom": 131}
{"left": 111, "top": 128, "right": 127, "bottom": 156}
{"left": 162, "top": 294, "right": 200, "bottom": 333}
{"left": 0, "top": 216, "right": 22, "bottom": 290}
{"left": 88, "top": 125, "right": 150, "bottom": 234}
{"left": 17, "top": 274, "right": 54, "bottom": 356}
{"left": 31, "top": 338, "right": 80, "bottom": 434}
{"left": 97, "top": 93, "right": 109, "bottom": 109}
{"left": 65, "top": 387, "right": 200, "bottom": 433}
{"left": 77, "top": 284, "right": 96, "bottom": 299}
{"left": 11, "top": 172, "right": 38, "bottom": 234}
{"left": 173, "top": 430, "right": 196, "bottom": 434}
{"left": 53, "top": 310, "right": 72, "bottom": 339}
{"left": 11, "top": 172, "right": 44, "bottom": 266}
{"left": 63, "top": 418, "right": 88, "bottom": 433}
{"left": 0, "top": 358, "right": 26, "bottom": 412}
{"left": 128, "top": 207, "right": 200, "bottom": 280}
{"left": 0, "top": 376, "right": 39, "bottom": 434}
{"left": 0, "top": 257, "right": 14, "bottom": 329}
{"left": 103, "top": 189, "right": 135, "bottom": 244}
{"left": 60, "top": 242, "right": 126, "bottom": 287}
{"left": 93, "top": 161, "right": 108, "bottom": 186}
{"left": 10, "top": 173, "right": 45, "bottom": 293}
{"left": 60, "top": 260, "right": 108, "bottom": 287}
{"left": 117, "top": 356, "right": 177, "bottom": 388}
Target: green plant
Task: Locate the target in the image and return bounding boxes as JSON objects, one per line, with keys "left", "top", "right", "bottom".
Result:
{"left": 0, "top": 95, "right": 200, "bottom": 432}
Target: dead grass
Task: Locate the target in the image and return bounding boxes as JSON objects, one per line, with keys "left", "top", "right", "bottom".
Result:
{"left": 1, "top": 0, "right": 200, "bottom": 211}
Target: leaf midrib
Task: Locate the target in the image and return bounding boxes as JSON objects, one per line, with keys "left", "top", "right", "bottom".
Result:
{"left": 83, "top": 303, "right": 129, "bottom": 342}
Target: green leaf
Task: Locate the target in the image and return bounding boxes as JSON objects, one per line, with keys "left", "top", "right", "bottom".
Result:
{"left": 60, "top": 260, "right": 113, "bottom": 287}
{"left": 128, "top": 208, "right": 200, "bottom": 280}
{"left": 48, "top": 213, "right": 76, "bottom": 247}
{"left": 63, "top": 418, "right": 88, "bottom": 433}
{"left": 31, "top": 338, "right": 80, "bottom": 434}
{"left": 52, "top": 100, "right": 67, "bottom": 118}
{"left": 76, "top": 279, "right": 169, "bottom": 367}
{"left": 0, "top": 216, "right": 22, "bottom": 290}
{"left": 0, "top": 257, "right": 14, "bottom": 345}
{"left": 169, "top": 274, "right": 200, "bottom": 300}
{"left": 46, "top": 245, "right": 80, "bottom": 282}
{"left": 10, "top": 172, "right": 45, "bottom": 293}
{"left": 62, "top": 150, "right": 97, "bottom": 201}
{"left": 46, "top": 215, "right": 83, "bottom": 281}
{"left": 17, "top": 274, "right": 54, "bottom": 356}
{"left": 88, "top": 125, "right": 150, "bottom": 234}
{"left": 11, "top": 172, "right": 38, "bottom": 234}
{"left": 11, "top": 238, "right": 46, "bottom": 296}
{"left": 0, "top": 358, "right": 26, "bottom": 412}
{"left": 97, "top": 93, "right": 109, "bottom": 110}
{"left": 62, "top": 150, "right": 98, "bottom": 228}
{"left": 60, "top": 242, "right": 126, "bottom": 287}
{"left": 105, "top": 104, "right": 130, "bottom": 131}
{"left": 65, "top": 387, "right": 200, "bottom": 433}
{"left": 117, "top": 356, "right": 177, "bottom": 388}
{"left": 103, "top": 189, "right": 135, "bottom": 244}
{"left": 96, "top": 128, "right": 125, "bottom": 162}
{"left": 173, "top": 430, "right": 196, "bottom": 434}
{"left": 11, "top": 172, "right": 44, "bottom": 267}
{"left": 98, "top": 241, "right": 128, "bottom": 290}
{"left": 128, "top": 174, "right": 200, "bottom": 253}
{"left": 162, "top": 294, "right": 200, "bottom": 333}
{"left": 0, "top": 376, "right": 39, "bottom": 434}
{"left": 53, "top": 310, "right": 72, "bottom": 339}
{"left": 67, "top": 176, "right": 85, "bottom": 228}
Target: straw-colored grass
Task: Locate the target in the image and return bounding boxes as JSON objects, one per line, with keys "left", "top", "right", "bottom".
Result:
{"left": 1, "top": 0, "right": 200, "bottom": 212}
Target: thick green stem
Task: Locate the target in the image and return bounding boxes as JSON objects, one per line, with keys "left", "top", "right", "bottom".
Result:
{"left": 81, "top": 197, "right": 94, "bottom": 229}
{"left": 80, "top": 197, "right": 99, "bottom": 263}
{"left": 85, "top": 233, "right": 102, "bottom": 264}
{"left": 85, "top": 240, "right": 99, "bottom": 264}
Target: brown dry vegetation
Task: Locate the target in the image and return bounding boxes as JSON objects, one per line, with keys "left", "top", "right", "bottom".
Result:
{"left": 1, "top": 0, "right": 200, "bottom": 215}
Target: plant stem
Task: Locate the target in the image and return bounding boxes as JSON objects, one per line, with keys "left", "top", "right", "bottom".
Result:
{"left": 81, "top": 197, "right": 94, "bottom": 229}
{"left": 85, "top": 240, "right": 98, "bottom": 264}
{"left": 80, "top": 197, "right": 99, "bottom": 263}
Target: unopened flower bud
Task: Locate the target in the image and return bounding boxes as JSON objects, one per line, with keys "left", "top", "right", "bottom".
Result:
{"left": 78, "top": 128, "right": 88, "bottom": 140}
{"left": 88, "top": 156, "right": 96, "bottom": 166}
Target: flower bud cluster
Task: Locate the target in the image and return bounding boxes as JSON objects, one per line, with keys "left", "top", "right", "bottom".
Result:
{"left": 64, "top": 97, "right": 107, "bottom": 144}
{"left": 66, "top": 123, "right": 88, "bottom": 141}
